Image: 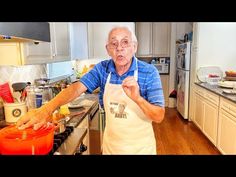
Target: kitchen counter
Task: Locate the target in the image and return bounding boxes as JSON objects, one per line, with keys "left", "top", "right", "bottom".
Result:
{"left": 195, "top": 82, "right": 236, "bottom": 103}
{"left": 0, "top": 94, "right": 99, "bottom": 129}
{"left": 53, "top": 93, "right": 99, "bottom": 155}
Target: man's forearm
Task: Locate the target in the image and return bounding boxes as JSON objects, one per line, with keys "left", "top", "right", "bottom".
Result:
{"left": 135, "top": 96, "right": 165, "bottom": 123}
{"left": 43, "top": 82, "right": 87, "bottom": 115}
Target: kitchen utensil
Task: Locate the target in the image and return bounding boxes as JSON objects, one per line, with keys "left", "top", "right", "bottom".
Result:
{"left": 12, "top": 92, "right": 22, "bottom": 103}
{"left": 12, "top": 82, "right": 27, "bottom": 92}
{"left": 54, "top": 118, "right": 67, "bottom": 135}
{"left": 0, "top": 123, "right": 55, "bottom": 155}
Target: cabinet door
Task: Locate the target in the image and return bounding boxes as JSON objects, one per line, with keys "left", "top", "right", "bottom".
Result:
{"left": 193, "top": 93, "right": 204, "bottom": 130}
{"left": 218, "top": 110, "right": 236, "bottom": 154}
{"left": 22, "top": 22, "right": 71, "bottom": 64}
{"left": 136, "top": 22, "right": 152, "bottom": 57}
{"left": 152, "top": 23, "right": 170, "bottom": 57}
{"left": 69, "top": 22, "right": 88, "bottom": 60}
{"left": 22, "top": 41, "right": 53, "bottom": 65}
{"left": 51, "top": 22, "right": 71, "bottom": 62}
{"left": 203, "top": 100, "right": 218, "bottom": 145}
{"left": 160, "top": 75, "right": 169, "bottom": 107}
{"left": 0, "top": 43, "right": 22, "bottom": 65}
{"left": 88, "top": 22, "right": 135, "bottom": 59}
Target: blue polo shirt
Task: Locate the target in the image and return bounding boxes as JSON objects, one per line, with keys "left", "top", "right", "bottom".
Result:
{"left": 80, "top": 56, "right": 165, "bottom": 108}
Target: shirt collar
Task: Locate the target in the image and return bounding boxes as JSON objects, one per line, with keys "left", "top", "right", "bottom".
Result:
{"left": 108, "top": 56, "right": 138, "bottom": 74}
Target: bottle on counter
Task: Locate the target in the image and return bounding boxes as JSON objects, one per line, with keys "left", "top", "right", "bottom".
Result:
{"left": 81, "top": 65, "right": 88, "bottom": 76}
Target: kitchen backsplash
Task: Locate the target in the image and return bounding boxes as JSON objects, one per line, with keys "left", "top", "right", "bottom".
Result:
{"left": 74, "top": 58, "right": 105, "bottom": 73}
{"left": 0, "top": 64, "right": 47, "bottom": 110}
{"left": 0, "top": 64, "right": 47, "bottom": 86}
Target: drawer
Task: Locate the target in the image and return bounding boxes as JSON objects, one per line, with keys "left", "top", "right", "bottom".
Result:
{"left": 204, "top": 89, "right": 219, "bottom": 106}
{"left": 194, "top": 85, "right": 219, "bottom": 106}
{"left": 194, "top": 85, "right": 205, "bottom": 97}
{"left": 220, "top": 97, "right": 236, "bottom": 118}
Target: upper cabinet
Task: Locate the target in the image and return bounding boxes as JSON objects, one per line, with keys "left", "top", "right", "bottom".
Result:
{"left": 22, "top": 22, "right": 71, "bottom": 64}
{"left": 0, "top": 22, "right": 71, "bottom": 65}
{"left": 87, "top": 22, "right": 135, "bottom": 59}
{"left": 136, "top": 22, "right": 170, "bottom": 57}
{"left": 69, "top": 22, "right": 89, "bottom": 60}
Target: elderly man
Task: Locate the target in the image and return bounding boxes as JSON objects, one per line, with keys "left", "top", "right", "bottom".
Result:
{"left": 17, "top": 26, "right": 165, "bottom": 155}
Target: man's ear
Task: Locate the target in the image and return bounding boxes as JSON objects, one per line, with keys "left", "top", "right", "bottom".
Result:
{"left": 133, "top": 42, "right": 138, "bottom": 53}
{"left": 106, "top": 45, "right": 112, "bottom": 56}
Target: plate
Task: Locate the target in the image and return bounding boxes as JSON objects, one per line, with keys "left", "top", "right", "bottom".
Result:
{"left": 68, "top": 103, "right": 84, "bottom": 109}
{"left": 218, "top": 81, "right": 236, "bottom": 88}
{"left": 222, "top": 89, "right": 236, "bottom": 94}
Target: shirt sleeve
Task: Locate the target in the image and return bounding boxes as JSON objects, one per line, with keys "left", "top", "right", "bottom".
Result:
{"left": 79, "top": 64, "right": 101, "bottom": 93}
{"left": 145, "top": 65, "right": 165, "bottom": 107}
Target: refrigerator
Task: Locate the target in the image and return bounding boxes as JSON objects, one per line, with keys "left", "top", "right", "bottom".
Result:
{"left": 176, "top": 42, "right": 191, "bottom": 119}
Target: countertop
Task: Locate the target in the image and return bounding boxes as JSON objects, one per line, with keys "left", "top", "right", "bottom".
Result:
{"left": 54, "top": 93, "right": 99, "bottom": 155}
{"left": 0, "top": 94, "right": 99, "bottom": 129}
{"left": 195, "top": 82, "right": 236, "bottom": 103}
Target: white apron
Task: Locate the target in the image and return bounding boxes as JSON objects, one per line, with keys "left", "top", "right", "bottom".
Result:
{"left": 102, "top": 58, "right": 156, "bottom": 155}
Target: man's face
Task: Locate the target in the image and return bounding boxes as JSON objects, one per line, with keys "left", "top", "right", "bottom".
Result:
{"left": 106, "top": 28, "right": 137, "bottom": 67}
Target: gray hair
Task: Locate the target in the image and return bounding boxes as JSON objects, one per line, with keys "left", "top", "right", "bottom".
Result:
{"left": 106, "top": 26, "right": 137, "bottom": 44}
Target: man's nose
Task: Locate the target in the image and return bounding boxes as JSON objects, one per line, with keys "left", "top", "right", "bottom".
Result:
{"left": 116, "top": 43, "right": 124, "bottom": 50}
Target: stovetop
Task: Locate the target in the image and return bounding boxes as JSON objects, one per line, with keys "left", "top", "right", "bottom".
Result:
{"left": 48, "top": 126, "right": 74, "bottom": 155}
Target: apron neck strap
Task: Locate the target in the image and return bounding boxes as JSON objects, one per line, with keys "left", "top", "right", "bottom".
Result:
{"left": 106, "top": 58, "right": 138, "bottom": 84}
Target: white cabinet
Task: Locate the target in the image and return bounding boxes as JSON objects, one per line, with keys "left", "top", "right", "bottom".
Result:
{"left": 136, "top": 22, "right": 152, "bottom": 57}
{"left": 69, "top": 22, "right": 88, "bottom": 60}
{"left": 0, "top": 23, "right": 71, "bottom": 65}
{"left": 136, "top": 22, "right": 170, "bottom": 57}
{"left": 160, "top": 75, "right": 169, "bottom": 106}
{"left": 88, "top": 22, "right": 135, "bottom": 59}
{"left": 193, "top": 85, "right": 219, "bottom": 145}
{"left": 0, "top": 43, "right": 22, "bottom": 65}
{"left": 203, "top": 97, "right": 218, "bottom": 145}
{"left": 23, "top": 22, "right": 71, "bottom": 64}
{"left": 218, "top": 98, "right": 236, "bottom": 154}
{"left": 193, "top": 92, "right": 204, "bottom": 130}
{"left": 152, "top": 23, "right": 170, "bottom": 56}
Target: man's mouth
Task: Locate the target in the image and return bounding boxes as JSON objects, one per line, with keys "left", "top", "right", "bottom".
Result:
{"left": 117, "top": 55, "right": 124, "bottom": 59}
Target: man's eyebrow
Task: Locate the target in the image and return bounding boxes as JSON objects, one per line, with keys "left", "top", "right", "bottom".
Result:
{"left": 110, "top": 36, "right": 129, "bottom": 41}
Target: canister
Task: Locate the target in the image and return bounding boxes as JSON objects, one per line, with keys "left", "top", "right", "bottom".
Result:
{"left": 3, "top": 102, "right": 27, "bottom": 123}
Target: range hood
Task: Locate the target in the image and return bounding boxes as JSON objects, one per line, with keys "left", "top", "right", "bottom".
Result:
{"left": 0, "top": 22, "right": 50, "bottom": 42}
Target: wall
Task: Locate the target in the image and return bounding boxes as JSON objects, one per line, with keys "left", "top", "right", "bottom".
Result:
{"left": 75, "top": 58, "right": 105, "bottom": 73}
{"left": 176, "top": 22, "right": 193, "bottom": 40}
{"left": 0, "top": 65, "right": 46, "bottom": 86}
{"left": 196, "top": 22, "right": 236, "bottom": 72}
{"left": 0, "top": 64, "right": 46, "bottom": 119}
